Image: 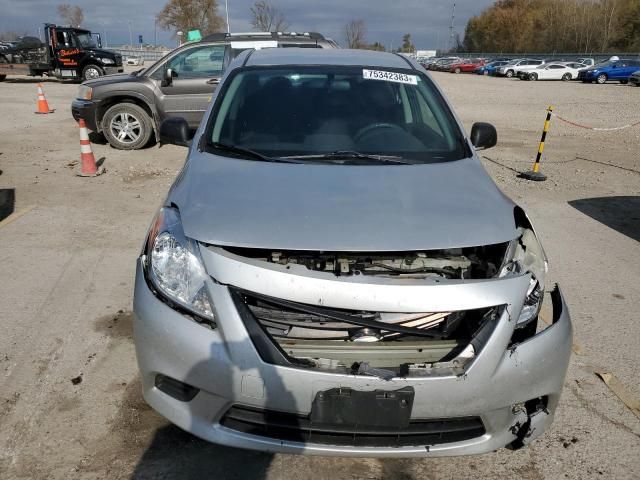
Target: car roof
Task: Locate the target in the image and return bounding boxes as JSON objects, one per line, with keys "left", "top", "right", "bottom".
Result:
{"left": 244, "top": 48, "right": 414, "bottom": 69}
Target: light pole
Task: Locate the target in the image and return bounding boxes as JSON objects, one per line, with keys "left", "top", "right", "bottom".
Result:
{"left": 225, "top": 0, "right": 230, "bottom": 33}
{"left": 128, "top": 20, "right": 133, "bottom": 48}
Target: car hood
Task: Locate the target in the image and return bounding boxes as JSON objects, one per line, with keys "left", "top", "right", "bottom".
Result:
{"left": 169, "top": 152, "right": 518, "bottom": 251}
{"left": 82, "top": 72, "right": 141, "bottom": 88}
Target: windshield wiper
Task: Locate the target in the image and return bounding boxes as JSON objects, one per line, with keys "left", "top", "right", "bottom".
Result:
{"left": 209, "top": 143, "right": 299, "bottom": 163}
{"left": 281, "top": 151, "right": 414, "bottom": 164}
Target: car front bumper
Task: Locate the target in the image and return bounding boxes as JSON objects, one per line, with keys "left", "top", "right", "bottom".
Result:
{"left": 133, "top": 250, "right": 572, "bottom": 457}
{"left": 71, "top": 99, "right": 100, "bottom": 132}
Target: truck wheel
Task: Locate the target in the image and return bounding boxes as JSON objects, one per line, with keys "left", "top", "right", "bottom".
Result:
{"left": 82, "top": 64, "right": 104, "bottom": 81}
{"left": 596, "top": 73, "right": 607, "bottom": 84}
{"left": 102, "top": 103, "right": 153, "bottom": 150}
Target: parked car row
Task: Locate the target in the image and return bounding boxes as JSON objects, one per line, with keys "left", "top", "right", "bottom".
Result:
{"left": 424, "top": 55, "right": 640, "bottom": 86}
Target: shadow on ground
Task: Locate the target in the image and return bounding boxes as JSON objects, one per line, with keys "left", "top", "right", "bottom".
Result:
{"left": 0, "top": 188, "right": 15, "bottom": 222}
{"left": 131, "top": 425, "right": 273, "bottom": 480}
{"left": 569, "top": 196, "right": 640, "bottom": 242}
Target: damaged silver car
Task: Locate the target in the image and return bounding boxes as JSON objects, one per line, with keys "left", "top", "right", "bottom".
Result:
{"left": 133, "top": 48, "right": 572, "bottom": 457}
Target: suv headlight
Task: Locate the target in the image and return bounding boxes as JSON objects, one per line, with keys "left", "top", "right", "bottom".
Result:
{"left": 77, "top": 85, "right": 92, "bottom": 100}
{"left": 501, "top": 226, "right": 548, "bottom": 327}
{"left": 100, "top": 57, "right": 114, "bottom": 64}
{"left": 144, "top": 207, "right": 214, "bottom": 321}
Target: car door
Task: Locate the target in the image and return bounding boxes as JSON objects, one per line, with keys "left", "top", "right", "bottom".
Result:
{"left": 547, "top": 65, "right": 566, "bottom": 79}
{"left": 151, "top": 43, "right": 228, "bottom": 127}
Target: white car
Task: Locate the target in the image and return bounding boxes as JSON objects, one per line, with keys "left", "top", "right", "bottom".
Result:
{"left": 126, "top": 55, "right": 145, "bottom": 66}
{"left": 514, "top": 60, "right": 547, "bottom": 79}
{"left": 498, "top": 59, "right": 543, "bottom": 78}
{"left": 527, "top": 63, "right": 580, "bottom": 81}
{"left": 576, "top": 57, "right": 595, "bottom": 67}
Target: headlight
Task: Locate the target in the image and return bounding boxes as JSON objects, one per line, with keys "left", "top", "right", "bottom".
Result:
{"left": 100, "top": 57, "right": 114, "bottom": 64}
{"left": 501, "top": 224, "right": 547, "bottom": 327}
{"left": 144, "top": 207, "right": 214, "bottom": 321}
{"left": 77, "top": 85, "right": 92, "bottom": 100}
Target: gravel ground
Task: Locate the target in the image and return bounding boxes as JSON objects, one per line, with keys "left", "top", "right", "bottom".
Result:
{"left": 0, "top": 69, "right": 639, "bottom": 480}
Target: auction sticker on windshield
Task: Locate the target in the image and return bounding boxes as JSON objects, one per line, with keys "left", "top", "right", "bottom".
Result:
{"left": 363, "top": 69, "right": 418, "bottom": 85}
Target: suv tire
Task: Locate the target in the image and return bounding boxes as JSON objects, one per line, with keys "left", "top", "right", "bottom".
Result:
{"left": 596, "top": 73, "right": 607, "bottom": 84}
{"left": 102, "top": 103, "right": 154, "bottom": 150}
{"left": 82, "top": 64, "right": 104, "bottom": 81}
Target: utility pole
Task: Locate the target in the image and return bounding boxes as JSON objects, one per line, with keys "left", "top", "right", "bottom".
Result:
{"left": 128, "top": 20, "right": 133, "bottom": 47}
{"left": 225, "top": 0, "right": 230, "bottom": 34}
{"left": 447, "top": 2, "right": 456, "bottom": 52}
{"left": 154, "top": 19, "right": 157, "bottom": 48}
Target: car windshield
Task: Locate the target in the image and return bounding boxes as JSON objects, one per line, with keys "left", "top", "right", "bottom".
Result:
{"left": 75, "top": 33, "right": 96, "bottom": 48}
{"left": 207, "top": 66, "right": 468, "bottom": 163}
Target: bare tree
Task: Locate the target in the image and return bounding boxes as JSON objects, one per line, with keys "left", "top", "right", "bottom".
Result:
{"left": 344, "top": 19, "right": 367, "bottom": 49}
{"left": 157, "top": 0, "right": 225, "bottom": 37}
{"left": 250, "top": 1, "right": 290, "bottom": 32}
{"left": 57, "top": 4, "right": 84, "bottom": 27}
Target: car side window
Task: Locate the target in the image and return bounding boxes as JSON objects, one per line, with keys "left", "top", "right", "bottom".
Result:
{"left": 163, "top": 45, "right": 226, "bottom": 79}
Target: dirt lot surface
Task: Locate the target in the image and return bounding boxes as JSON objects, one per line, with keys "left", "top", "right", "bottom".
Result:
{"left": 1, "top": 68, "right": 639, "bottom": 480}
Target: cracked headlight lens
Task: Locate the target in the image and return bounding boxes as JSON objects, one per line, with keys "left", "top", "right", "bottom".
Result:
{"left": 145, "top": 207, "right": 214, "bottom": 321}
{"left": 502, "top": 225, "right": 548, "bottom": 327}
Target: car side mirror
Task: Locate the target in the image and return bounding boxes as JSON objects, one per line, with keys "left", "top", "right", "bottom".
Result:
{"left": 470, "top": 122, "right": 497, "bottom": 150}
{"left": 159, "top": 117, "right": 193, "bottom": 147}
{"left": 163, "top": 68, "right": 175, "bottom": 86}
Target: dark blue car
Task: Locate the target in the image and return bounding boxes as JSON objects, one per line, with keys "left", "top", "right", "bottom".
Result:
{"left": 578, "top": 58, "right": 640, "bottom": 84}
{"left": 474, "top": 61, "right": 509, "bottom": 75}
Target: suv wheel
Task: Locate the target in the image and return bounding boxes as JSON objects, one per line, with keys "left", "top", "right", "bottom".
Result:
{"left": 596, "top": 73, "right": 607, "bottom": 84}
{"left": 506, "top": 70, "right": 514, "bottom": 78}
{"left": 82, "top": 64, "right": 104, "bottom": 81}
{"left": 102, "top": 103, "right": 153, "bottom": 150}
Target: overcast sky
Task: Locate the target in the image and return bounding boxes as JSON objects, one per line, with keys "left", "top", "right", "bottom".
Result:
{"left": 0, "top": 0, "right": 493, "bottom": 50}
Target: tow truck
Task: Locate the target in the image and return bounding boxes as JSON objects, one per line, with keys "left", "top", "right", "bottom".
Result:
{"left": 0, "top": 23, "right": 122, "bottom": 82}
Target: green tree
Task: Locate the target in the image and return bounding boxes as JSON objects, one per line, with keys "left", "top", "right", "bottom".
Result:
{"left": 400, "top": 33, "right": 415, "bottom": 53}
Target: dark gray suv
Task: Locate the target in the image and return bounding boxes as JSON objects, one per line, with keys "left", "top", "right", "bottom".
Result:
{"left": 71, "top": 32, "right": 337, "bottom": 149}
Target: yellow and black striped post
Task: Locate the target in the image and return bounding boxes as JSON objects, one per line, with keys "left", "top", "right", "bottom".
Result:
{"left": 521, "top": 105, "right": 553, "bottom": 181}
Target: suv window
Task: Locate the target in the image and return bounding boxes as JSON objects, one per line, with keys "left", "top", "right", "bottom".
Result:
{"left": 154, "top": 45, "right": 226, "bottom": 79}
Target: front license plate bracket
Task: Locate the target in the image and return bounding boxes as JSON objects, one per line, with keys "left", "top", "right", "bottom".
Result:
{"left": 310, "top": 386, "right": 415, "bottom": 430}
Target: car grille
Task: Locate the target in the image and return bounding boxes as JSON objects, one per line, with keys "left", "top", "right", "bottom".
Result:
{"left": 220, "top": 405, "right": 486, "bottom": 447}
{"left": 231, "top": 288, "right": 500, "bottom": 371}
{"left": 237, "top": 288, "right": 492, "bottom": 342}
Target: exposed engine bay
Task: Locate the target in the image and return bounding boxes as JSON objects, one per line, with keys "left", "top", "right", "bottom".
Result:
{"left": 224, "top": 243, "right": 509, "bottom": 280}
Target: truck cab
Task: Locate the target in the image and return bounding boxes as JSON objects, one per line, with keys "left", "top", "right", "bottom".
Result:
{"left": 43, "top": 24, "right": 123, "bottom": 81}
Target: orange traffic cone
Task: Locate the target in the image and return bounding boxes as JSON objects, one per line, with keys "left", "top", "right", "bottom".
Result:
{"left": 35, "top": 83, "right": 54, "bottom": 114}
{"left": 77, "top": 119, "right": 104, "bottom": 177}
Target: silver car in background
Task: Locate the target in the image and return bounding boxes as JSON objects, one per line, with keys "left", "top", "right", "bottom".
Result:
{"left": 133, "top": 48, "right": 572, "bottom": 457}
